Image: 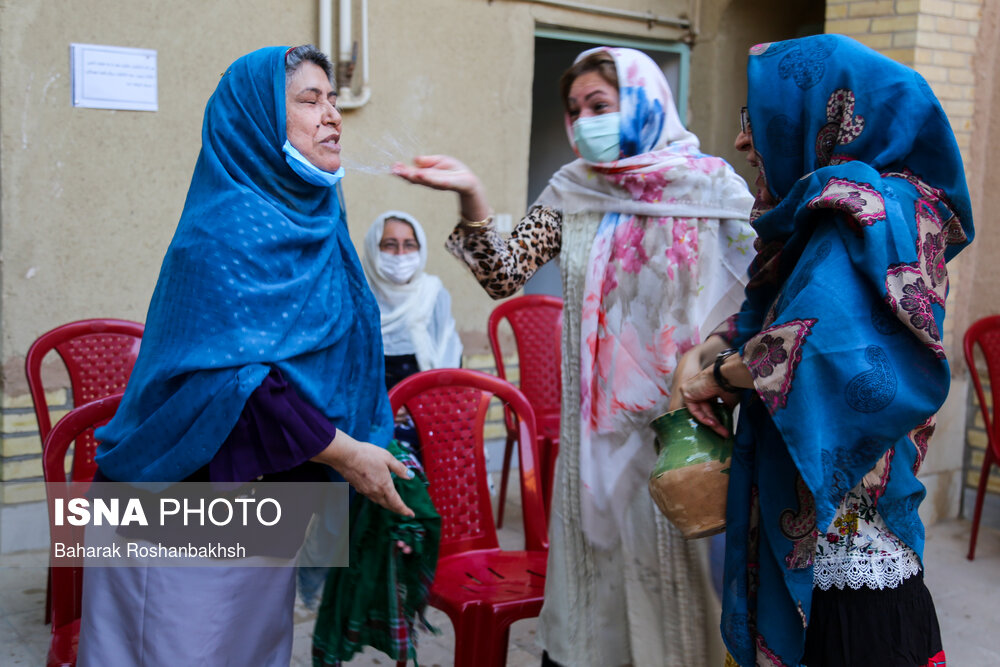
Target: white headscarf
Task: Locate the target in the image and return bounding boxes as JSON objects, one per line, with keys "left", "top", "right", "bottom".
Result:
{"left": 362, "top": 211, "right": 462, "bottom": 371}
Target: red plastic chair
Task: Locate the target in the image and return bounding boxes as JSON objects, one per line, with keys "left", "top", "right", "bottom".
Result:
{"left": 42, "top": 393, "right": 123, "bottom": 667}
{"left": 26, "top": 319, "right": 143, "bottom": 447}
{"left": 488, "top": 295, "right": 563, "bottom": 527}
{"left": 388, "top": 369, "right": 547, "bottom": 667}
{"left": 964, "top": 315, "right": 1000, "bottom": 560}
{"left": 26, "top": 318, "right": 142, "bottom": 623}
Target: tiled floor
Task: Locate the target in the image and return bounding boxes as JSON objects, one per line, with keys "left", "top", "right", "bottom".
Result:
{"left": 3, "top": 508, "right": 999, "bottom": 666}
{"left": 0, "top": 549, "right": 50, "bottom": 665}
{"left": 921, "top": 518, "right": 1000, "bottom": 666}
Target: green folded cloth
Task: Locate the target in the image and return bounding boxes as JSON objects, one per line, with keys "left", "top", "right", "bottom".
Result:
{"left": 312, "top": 440, "right": 441, "bottom": 666}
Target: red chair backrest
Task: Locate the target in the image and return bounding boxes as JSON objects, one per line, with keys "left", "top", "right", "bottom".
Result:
{"left": 26, "top": 319, "right": 143, "bottom": 480}
{"left": 965, "top": 314, "right": 1000, "bottom": 460}
{"left": 388, "top": 369, "right": 547, "bottom": 557}
{"left": 488, "top": 295, "right": 563, "bottom": 420}
{"left": 43, "top": 393, "right": 123, "bottom": 630}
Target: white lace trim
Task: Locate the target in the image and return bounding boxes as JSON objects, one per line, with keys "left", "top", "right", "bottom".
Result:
{"left": 813, "top": 549, "right": 922, "bottom": 591}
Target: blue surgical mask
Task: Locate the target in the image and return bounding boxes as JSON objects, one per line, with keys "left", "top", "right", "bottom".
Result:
{"left": 282, "top": 140, "right": 345, "bottom": 187}
{"left": 572, "top": 112, "right": 622, "bottom": 163}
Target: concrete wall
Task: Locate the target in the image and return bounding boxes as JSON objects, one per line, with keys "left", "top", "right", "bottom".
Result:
{"left": 688, "top": 0, "right": 826, "bottom": 187}
{"left": 5, "top": 0, "right": 994, "bottom": 526}
{"left": 962, "top": 0, "right": 1000, "bottom": 330}
{"left": 959, "top": 0, "right": 1000, "bottom": 515}
{"left": 0, "top": 0, "right": 706, "bottom": 497}
{"left": 0, "top": 0, "right": 315, "bottom": 375}
{"left": 0, "top": 0, "right": 700, "bottom": 370}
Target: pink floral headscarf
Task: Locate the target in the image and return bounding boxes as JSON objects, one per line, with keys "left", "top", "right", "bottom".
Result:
{"left": 535, "top": 47, "right": 755, "bottom": 546}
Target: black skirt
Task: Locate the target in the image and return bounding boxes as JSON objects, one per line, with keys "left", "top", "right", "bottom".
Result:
{"left": 802, "top": 572, "right": 945, "bottom": 667}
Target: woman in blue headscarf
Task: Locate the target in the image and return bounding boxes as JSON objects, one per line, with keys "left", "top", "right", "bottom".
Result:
{"left": 77, "top": 45, "right": 413, "bottom": 665}
{"left": 675, "top": 35, "right": 972, "bottom": 666}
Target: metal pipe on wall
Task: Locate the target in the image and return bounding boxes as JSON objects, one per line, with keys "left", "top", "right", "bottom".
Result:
{"left": 319, "top": 0, "right": 333, "bottom": 60}
{"left": 339, "top": 0, "right": 351, "bottom": 64}
{"left": 318, "top": 0, "right": 371, "bottom": 109}
{"left": 499, "top": 0, "right": 691, "bottom": 31}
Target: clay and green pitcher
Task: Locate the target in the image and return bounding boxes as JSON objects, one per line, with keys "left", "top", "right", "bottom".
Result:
{"left": 648, "top": 406, "right": 733, "bottom": 539}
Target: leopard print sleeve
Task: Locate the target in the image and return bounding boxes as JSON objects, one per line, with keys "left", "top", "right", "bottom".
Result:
{"left": 445, "top": 204, "right": 562, "bottom": 299}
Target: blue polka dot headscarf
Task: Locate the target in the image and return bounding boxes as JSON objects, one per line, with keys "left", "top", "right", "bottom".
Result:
{"left": 96, "top": 46, "right": 392, "bottom": 482}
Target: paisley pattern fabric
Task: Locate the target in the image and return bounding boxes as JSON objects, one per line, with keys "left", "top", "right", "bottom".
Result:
{"left": 722, "top": 35, "right": 974, "bottom": 666}
{"left": 806, "top": 176, "right": 885, "bottom": 227}
{"left": 743, "top": 319, "right": 815, "bottom": 413}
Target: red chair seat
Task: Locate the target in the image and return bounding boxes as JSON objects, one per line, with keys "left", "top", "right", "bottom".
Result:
{"left": 430, "top": 549, "right": 547, "bottom": 617}
{"left": 538, "top": 414, "right": 560, "bottom": 442}
{"left": 389, "top": 369, "right": 548, "bottom": 667}
{"left": 47, "top": 618, "right": 80, "bottom": 667}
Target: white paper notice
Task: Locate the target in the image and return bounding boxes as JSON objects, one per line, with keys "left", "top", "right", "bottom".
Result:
{"left": 71, "top": 43, "right": 158, "bottom": 111}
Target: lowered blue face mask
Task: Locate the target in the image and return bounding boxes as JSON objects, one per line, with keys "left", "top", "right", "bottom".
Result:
{"left": 572, "top": 112, "right": 622, "bottom": 163}
{"left": 282, "top": 140, "right": 345, "bottom": 187}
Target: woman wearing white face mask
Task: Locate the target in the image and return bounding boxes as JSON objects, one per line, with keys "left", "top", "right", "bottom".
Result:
{"left": 394, "top": 47, "right": 755, "bottom": 667}
{"left": 362, "top": 211, "right": 463, "bottom": 390}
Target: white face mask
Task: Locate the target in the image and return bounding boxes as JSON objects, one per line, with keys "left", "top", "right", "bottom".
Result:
{"left": 378, "top": 251, "right": 421, "bottom": 285}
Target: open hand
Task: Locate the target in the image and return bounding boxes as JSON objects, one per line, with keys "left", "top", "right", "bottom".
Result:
{"left": 312, "top": 431, "right": 415, "bottom": 517}
{"left": 391, "top": 155, "right": 482, "bottom": 195}
{"left": 393, "top": 155, "right": 492, "bottom": 223}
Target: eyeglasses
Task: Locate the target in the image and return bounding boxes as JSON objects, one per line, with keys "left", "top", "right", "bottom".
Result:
{"left": 739, "top": 106, "right": 751, "bottom": 135}
{"left": 379, "top": 239, "right": 420, "bottom": 253}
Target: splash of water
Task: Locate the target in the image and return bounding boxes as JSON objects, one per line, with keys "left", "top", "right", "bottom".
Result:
{"left": 341, "top": 128, "right": 423, "bottom": 176}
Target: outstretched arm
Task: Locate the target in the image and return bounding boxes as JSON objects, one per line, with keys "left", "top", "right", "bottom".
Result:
{"left": 395, "top": 155, "right": 563, "bottom": 299}
{"left": 444, "top": 205, "right": 563, "bottom": 299}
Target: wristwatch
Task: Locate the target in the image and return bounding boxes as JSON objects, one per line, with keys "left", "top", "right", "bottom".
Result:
{"left": 713, "top": 348, "right": 739, "bottom": 393}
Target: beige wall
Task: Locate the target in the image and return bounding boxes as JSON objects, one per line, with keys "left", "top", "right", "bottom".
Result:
{"left": 0, "top": 0, "right": 316, "bottom": 375}
{"left": 0, "top": 0, "right": 704, "bottom": 379}
{"left": 688, "top": 0, "right": 826, "bottom": 187}
{"left": 957, "top": 0, "right": 1000, "bottom": 516}
{"left": 340, "top": 0, "right": 692, "bottom": 350}
{"left": 960, "top": 0, "right": 1000, "bottom": 331}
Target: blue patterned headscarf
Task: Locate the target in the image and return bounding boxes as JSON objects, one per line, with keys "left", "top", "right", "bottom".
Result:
{"left": 720, "top": 35, "right": 973, "bottom": 666}
{"left": 95, "top": 46, "right": 392, "bottom": 482}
